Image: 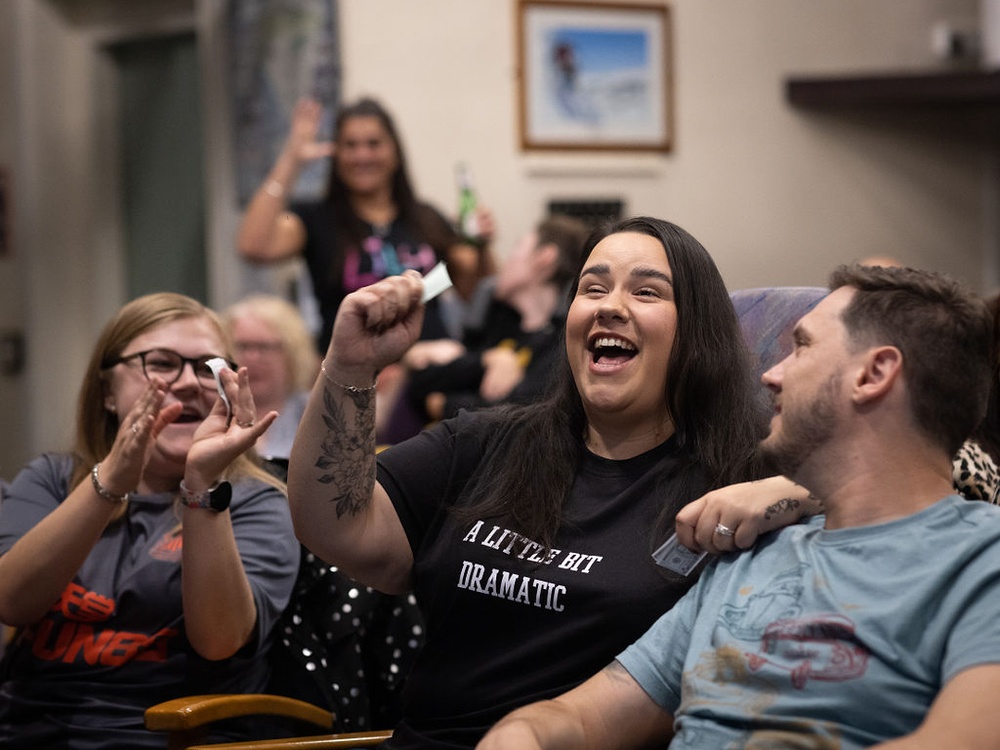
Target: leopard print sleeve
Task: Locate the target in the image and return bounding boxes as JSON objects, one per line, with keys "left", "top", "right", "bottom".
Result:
{"left": 953, "top": 438, "right": 1000, "bottom": 504}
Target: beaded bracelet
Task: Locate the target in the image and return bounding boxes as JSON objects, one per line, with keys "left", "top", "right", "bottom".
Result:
{"left": 319, "top": 361, "right": 377, "bottom": 393}
{"left": 91, "top": 462, "right": 130, "bottom": 504}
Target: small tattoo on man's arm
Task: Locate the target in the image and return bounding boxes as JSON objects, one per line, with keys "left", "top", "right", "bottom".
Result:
{"left": 764, "top": 498, "right": 800, "bottom": 521}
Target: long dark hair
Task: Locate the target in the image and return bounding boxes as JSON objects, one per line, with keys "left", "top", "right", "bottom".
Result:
{"left": 456, "top": 217, "right": 768, "bottom": 547}
{"left": 323, "top": 98, "right": 454, "bottom": 288}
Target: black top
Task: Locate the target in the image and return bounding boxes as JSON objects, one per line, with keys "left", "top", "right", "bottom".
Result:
{"left": 375, "top": 410, "right": 707, "bottom": 748}
{"left": 293, "top": 201, "right": 460, "bottom": 351}
{"left": 405, "top": 285, "right": 566, "bottom": 422}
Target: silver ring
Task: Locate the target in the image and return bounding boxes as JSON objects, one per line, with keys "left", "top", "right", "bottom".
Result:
{"left": 714, "top": 523, "right": 735, "bottom": 537}
{"left": 236, "top": 419, "right": 255, "bottom": 428}
{"left": 131, "top": 423, "right": 139, "bottom": 435}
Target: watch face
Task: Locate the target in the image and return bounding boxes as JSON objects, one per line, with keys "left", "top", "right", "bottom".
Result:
{"left": 209, "top": 481, "right": 233, "bottom": 512}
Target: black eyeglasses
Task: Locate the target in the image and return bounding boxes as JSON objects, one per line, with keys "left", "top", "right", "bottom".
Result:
{"left": 108, "top": 348, "right": 237, "bottom": 388}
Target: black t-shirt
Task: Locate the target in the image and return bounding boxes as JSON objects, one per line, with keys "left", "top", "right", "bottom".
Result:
{"left": 405, "top": 295, "right": 566, "bottom": 421}
{"left": 293, "top": 202, "right": 459, "bottom": 351}
{"left": 375, "top": 410, "right": 707, "bottom": 748}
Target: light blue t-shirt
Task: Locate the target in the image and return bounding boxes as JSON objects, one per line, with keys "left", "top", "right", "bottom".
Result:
{"left": 618, "top": 495, "right": 1000, "bottom": 749}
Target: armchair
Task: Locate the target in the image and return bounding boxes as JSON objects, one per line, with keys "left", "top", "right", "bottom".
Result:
{"left": 144, "top": 693, "right": 333, "bottom": 750}
{"left": 730, "top": 286, "right": 826, "bottom": 380}
{"left": 144, "top": 692, "right": 391, "bottom": 750}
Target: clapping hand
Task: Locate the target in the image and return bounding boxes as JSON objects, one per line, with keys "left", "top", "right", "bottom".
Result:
{"left": 479, "top": 346, "right": 525, "bottom": 401}
{"left": 184, "top": 366, "right": 277, "bottom": 488}
{"left": 97, "top": 380, "right": 179, "bottom": 498}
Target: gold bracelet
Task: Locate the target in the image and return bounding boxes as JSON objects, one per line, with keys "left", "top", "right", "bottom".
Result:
{"left": 91, "top": 462, "right": 130, "bottom": 504}
{"left": 320, "top": 361, "right": 377, "bottom": 393}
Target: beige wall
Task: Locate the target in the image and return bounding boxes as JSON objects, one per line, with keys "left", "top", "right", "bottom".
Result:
{"left": 336, "top": 0, "right": 988, "bottom": 291}
{"left": 0, "top": 0, "right": 993, "bottom": 474}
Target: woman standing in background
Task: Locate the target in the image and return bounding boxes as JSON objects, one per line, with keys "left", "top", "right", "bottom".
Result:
{"left": 237, "top": 96, "right": 494, "bottom": 352}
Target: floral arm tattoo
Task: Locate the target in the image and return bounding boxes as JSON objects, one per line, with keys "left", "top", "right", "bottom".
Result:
{"left": 314, "top": 385, "right": 377, "bottom": 519}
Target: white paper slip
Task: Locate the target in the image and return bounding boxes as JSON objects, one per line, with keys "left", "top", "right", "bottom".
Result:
{"left": 652, "top": 533, "right": 707, "bottom": 576}
{"left": 421, "top": 261, "right": 453, "bottom": 303}
{"left": 205, "top": 357, "right": 232, "bottom": 419}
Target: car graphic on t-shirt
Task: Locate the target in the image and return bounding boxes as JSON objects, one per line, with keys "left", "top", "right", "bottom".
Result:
{"left": 745, "top": 614, "right": 870, "bottom": 689}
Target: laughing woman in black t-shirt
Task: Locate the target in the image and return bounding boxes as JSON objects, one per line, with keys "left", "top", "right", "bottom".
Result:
{"left": 286, "top": 216, "right": 818, "bottom": 749}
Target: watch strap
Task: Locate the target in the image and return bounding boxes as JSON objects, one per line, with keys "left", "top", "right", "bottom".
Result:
{"left": 178, "top": 479, "right": 232, "bottom": 512}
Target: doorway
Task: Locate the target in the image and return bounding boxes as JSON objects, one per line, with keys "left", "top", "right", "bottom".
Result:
{"left": 107, "top": 31, "right": 207, "bottom": 301}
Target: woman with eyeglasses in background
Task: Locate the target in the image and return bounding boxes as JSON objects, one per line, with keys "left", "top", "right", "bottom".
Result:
{"left": 222, "top": 294, "right": 320, "bottom": 464}
{"left": 0, "top": 292, "right": 300, "bottom": 749}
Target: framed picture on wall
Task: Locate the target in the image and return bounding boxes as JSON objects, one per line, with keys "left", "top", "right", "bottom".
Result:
{"left": 517, "top": 0, "right": 672, "bottom": 152}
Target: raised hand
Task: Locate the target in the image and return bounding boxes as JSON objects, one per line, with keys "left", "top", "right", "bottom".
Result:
{"left": 184, "top": 366, "right": 277, "bottom": 488}
{"left": 283, "top": 97, "right": 336, "bottom": 166}
{"left": 97, "top": 380, "right": 178, "bottom": 498}
{"left": 474, "top": 205, "right": 497, "bottom": 246}
{"left": 326, "top": 272, "right": 426, "bottom": 381}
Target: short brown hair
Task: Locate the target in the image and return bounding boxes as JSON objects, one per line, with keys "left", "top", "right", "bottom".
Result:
{"left": 536, "top": 214, "right": 590, "bottom": 289}
{"left": 829, "top": 264, "right": 994, "bottom": 456}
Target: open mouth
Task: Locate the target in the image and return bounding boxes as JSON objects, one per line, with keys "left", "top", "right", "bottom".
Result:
{"left": 589, "top": 335, "right": 638, "bottom": 365}
{"left": 172, "top": 409, "right": 204, "bottom": 425}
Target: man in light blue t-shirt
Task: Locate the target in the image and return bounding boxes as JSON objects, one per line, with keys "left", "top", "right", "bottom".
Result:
{"left": 477, "top": 264, "right": 1000, "bottom": 750}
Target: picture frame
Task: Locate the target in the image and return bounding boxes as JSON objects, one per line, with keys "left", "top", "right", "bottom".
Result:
{"left": 517, "top": 0, "right": 672, "bottom": 152}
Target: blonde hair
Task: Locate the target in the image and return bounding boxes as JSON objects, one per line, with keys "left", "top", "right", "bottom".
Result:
{"left": 73, "top": 292, "right": 283, "bottom": 520}
{"left": 222, "top": 294, "right": 320, "bottom": 393}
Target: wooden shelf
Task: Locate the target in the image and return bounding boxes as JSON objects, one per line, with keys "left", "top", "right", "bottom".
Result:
{"left": 785, "top": 69, "right": 1000, "bottom": 141}
{"left": 786, "top": 69, "right": 1000, "bottom": 108}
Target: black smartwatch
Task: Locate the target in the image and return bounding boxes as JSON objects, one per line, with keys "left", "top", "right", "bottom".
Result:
{"left": 178, "top": 480, "right": 233, "bottom": 512}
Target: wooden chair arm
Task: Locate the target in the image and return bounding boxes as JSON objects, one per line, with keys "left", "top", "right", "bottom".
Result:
{"left": 145, "top": 694, "right": 335, "bottom": 732}
{"left": 146, "top": 693, "right": 339, "bottom": 749}
{"left": 186, "top": 730, "right": 394, "bottom": 749}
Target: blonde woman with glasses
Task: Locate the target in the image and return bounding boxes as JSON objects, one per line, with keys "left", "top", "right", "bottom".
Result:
{"left": 0, "top": 292, "right": 299, "bottom": 749}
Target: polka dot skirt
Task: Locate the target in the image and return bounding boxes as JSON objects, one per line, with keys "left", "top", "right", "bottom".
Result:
{"left": 267, "top": 550, "right": 425, "bottom": 732}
